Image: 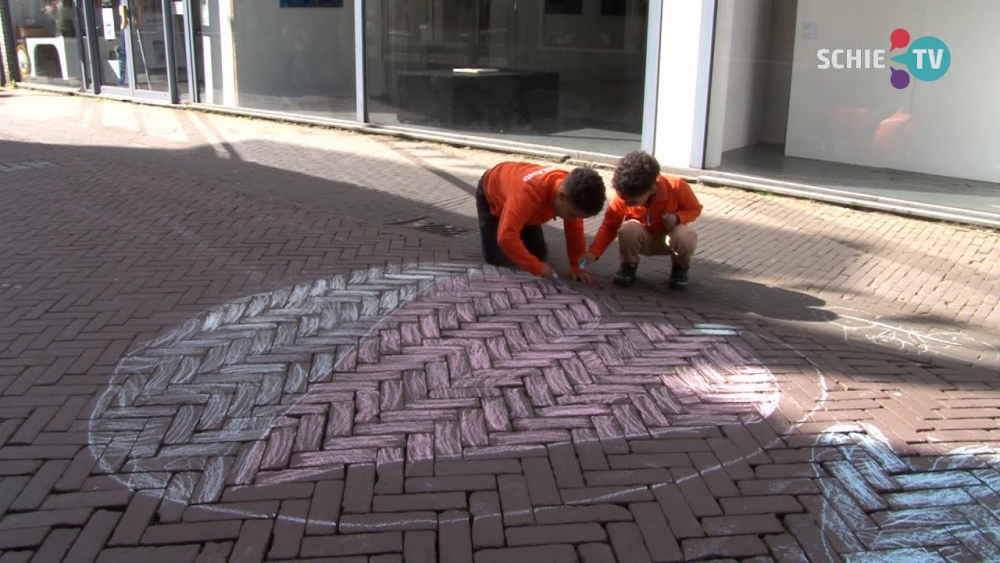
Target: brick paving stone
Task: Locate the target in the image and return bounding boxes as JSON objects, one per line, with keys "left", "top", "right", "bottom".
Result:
{"left": 785, "top": 515, "right": 844, "bottom": 563}
{"left": 306, "top": 480, "right": 344, "bottom": 535}
{"left": 764, "top": 534, "right": 811, "bottom": 563}
{"left": 3, "top": 91, "right": 1000, "bottom": 563}
{"left": 230, "top": 520, "right": 274, "bottom": 563}
{"left": 629, "top": 502, "right": 683, "bottom": 563}
{"left": 0, "top": 507, "right": 93, "bottom": 530}
{"left": 109, "top": 489, "right": 163, "bottom": 546}
{"left": 506, "top": 523, "right": 606, "bottom": 546}
{"left": 497, "top": 475, "right": 534, "bottom": 527}
{"left": 299, "top": 532, "right": 403, "bottom": 558}
{"left": 474, "top": 544, "right": 579, "bottom": 563}
{"left": 269, "top": 499, "right": 309, "bottom": 559}
{"left": 469, "top": 491, "right": 504, "bottom": 549}
{"left": 95, "top": 545, "right": 202, "bottom": 563}
{"left": 0, "top": 527, "right": 49, "bottom": 549}
{"left": 64, "top": 509, "right": 123, "bottom": 563}
{"left": 439, "top": 510, "right": 474, "bottom": 563}
{"left": 405, "top": 531, "right": 437, "bottom": 562}
{"left": 194, "top": 542, "right": 234, "bottom": 563}
{"left": 560, "top": 485, "right": 655, "bottom": 505}
{"left": 339, "top": 511, "right": 438, "bottom": 533}
{"left": 608, "top": 522, "right": 653, "bottom": 563}
{"left": 141, "top": 521, "right": 244, "bottom": 545}
{"left": 534, "top": 505, "right": 633, "bottom": 525}
{"left": 681, "top": 535, "right": 769, "bottom": 560}
{"left": 30, "top": 527, "right": 79, "bottom": 563}
{"left": 651, "top": 483, "right": 704, "bottom": 539}
{"left": 701, "top": 515, "right": 785, "bottom": 536}
{"left": 10, "top": 459, "right": 70, "bottom": 510}
{"left": 578, "top": 543, "right": 617, "bottom": 563}
{"left": 373, "top": 492, "right": 467, "bottom": 512}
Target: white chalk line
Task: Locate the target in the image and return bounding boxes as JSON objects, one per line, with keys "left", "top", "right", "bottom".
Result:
{"left": 827, "top": 307, "right": 1000, "bottom": 364}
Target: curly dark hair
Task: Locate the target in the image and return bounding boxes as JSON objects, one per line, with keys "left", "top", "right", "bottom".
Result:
{"left": 560, "top": 167, "right": 607, "bottom": 216}
{"left": 613, "top": 151, "right": 661, "bottom": 199}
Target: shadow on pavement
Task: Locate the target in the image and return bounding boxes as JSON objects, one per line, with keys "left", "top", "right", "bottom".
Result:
{"left": 2, "top": 134, "right": 996, "bottom": 376}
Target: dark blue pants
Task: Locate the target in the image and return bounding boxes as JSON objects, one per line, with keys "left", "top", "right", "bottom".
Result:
{"left": 475, "top": 174, "right": 548, "bottom": 267}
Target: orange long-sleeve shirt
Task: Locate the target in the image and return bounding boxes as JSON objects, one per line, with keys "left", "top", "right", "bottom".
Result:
{"left": 589, "top": 174, "right": 703, "bottom": 260}
{"left": 482, "top": 162, "right": 586, "bottom": 276}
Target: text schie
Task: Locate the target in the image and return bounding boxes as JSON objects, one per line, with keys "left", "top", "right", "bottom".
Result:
{"left": 816, "top": 48, "right": 945, "bottom": 70}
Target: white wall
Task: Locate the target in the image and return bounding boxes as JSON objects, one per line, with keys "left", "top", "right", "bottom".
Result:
{"left": 704, "top": 0, "right": 773, "bottom": 167}
{"left": 786, "top": 0, "right": 1000, "bottom": 183}
{"left": 232, "top": 0, "right": 355, "bottom": 102}
{"left": 651, "top": 0, "right": 716, "bottom": 169}
{"left": 198, "top": 0, "right": 231, "bottom": 105}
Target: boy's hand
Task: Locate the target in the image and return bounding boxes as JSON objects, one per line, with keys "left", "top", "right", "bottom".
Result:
{"left": 662, "top": 213, "right": 679, "bottom": 232}
{"left": 571, "top": 271, "right": 596, "bottom": 284}
{"left": 580, "top": 253, "right": 597, "bottom": 267}
{"left": 540, "top": 265, "right": 557, "bottom": 279}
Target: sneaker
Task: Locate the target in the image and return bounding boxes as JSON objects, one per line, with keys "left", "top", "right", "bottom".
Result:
{"left": 613, "top": 263, "right": 639, "bottom": 287}
{"left": 669, "top": 264, "right": 690, "bottom": 290}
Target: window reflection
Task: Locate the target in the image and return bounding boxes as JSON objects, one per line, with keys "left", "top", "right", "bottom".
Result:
{"left": 366, "top": 0, "right": 649, "bottom": 156}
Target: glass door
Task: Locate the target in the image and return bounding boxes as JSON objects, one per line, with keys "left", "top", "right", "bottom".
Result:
{"left": 93, "top": 0, "right": 189, "bottom": 102}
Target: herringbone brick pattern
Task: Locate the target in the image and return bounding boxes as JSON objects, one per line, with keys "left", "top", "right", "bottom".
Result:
{"left": 1, "top": 89, "right": 999, "bottom": 561}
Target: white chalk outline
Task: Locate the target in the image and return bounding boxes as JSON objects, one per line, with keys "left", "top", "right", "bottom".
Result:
{"left": 87, "top": 262, "right": 795, "bottom": 529}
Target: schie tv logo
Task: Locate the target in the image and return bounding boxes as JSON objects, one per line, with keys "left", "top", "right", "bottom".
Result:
{"left": 816, "top": 28, "right": 951, "bottom": 89}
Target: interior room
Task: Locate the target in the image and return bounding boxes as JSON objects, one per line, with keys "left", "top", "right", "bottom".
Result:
{"left": 703, "top": 0, "right": 1000, "bottom": 213}
{"left": 364, "top": 0, "right": 650, "bottom": 156}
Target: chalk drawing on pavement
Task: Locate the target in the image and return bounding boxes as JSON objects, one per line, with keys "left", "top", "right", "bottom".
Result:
{"left": 811, "top": 422, "right": 1000, "bottom": 561}
{"left": 86, "top": 262, "right": 784, "bottom": 522}
{"left": 827, "top": 307, "right": 1000, "bottom": 364}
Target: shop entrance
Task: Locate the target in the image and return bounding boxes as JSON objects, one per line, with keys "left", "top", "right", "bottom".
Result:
{"left": 88, "top": 0, "right": 192, "bottom": 102}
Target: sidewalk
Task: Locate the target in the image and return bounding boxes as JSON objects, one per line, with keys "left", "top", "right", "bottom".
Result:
{"left": 1, "top": 90, "right": 1000, "bottom": 561}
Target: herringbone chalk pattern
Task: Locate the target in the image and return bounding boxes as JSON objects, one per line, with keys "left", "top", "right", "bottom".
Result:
{"left": 92, "top": 264, "right": 779, "bottom": 508}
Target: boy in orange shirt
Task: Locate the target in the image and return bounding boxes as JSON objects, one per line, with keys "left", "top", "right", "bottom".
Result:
{"left": 477, "top": 162, "right": 606, "bottom": 282}
{"left": 581, "top": 151, "right": 703, "bottom": 289}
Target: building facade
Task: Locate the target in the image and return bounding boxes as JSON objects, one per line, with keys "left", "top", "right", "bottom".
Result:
{"left": 3, "top": 0, "right": 998, "bottom": 222}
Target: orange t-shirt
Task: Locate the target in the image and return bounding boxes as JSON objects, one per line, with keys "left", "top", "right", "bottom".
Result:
{"left": 482, "top": 162, "right": 586, "bottom": 276}
{"left": 589, "top": 174, "right": 703, "bottom": 260}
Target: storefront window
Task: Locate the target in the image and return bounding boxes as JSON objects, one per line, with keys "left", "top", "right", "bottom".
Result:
{"left": 704, "top": 0, "right": 1000, "bottom": 213}
{"left": 195, "top": 0, "right": 356, "bottom": 119}
{"left": 9, "top": 0, "right": 85, "bottom": 87}
{"left": 365, "top": 0, "right": 649, "bottom": 156}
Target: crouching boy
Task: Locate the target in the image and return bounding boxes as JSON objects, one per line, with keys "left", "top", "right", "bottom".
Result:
{"left": 580, "top": 151, "right": 702, "bottom": 289}
{"left": 476, "top": 162, "right": 606, "bottom": 282}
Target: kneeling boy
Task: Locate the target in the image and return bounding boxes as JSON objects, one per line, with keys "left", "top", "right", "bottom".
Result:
{"left": 581, "top": 151, "right": 702, "bottom": 289}
{"left": 476, "top": 162, "right": 606, "bottom": 282}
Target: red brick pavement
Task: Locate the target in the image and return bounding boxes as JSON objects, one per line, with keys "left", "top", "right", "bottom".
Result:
{"left": 1, "top": 90, "right": 1000, "bottom": 561}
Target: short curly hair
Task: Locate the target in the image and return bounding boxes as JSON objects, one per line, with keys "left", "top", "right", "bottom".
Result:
{"left": 560, "top": 167, "right": 607, "bottom": 216}
{"left": 613, "top": 151, "right": 661, "bottom": 199}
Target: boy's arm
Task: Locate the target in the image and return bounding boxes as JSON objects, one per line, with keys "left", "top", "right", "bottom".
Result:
{"left": 497, "top": 194, "right": 547, "bottom": 276}
{"left": 674, "top": 179, "right": 704, "bottom": 225}
{"left": 587, "top": 203, "right": 624, "bottom": 260}
{"left": 564, "top": 218, "right": 586, "bottom": 273}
